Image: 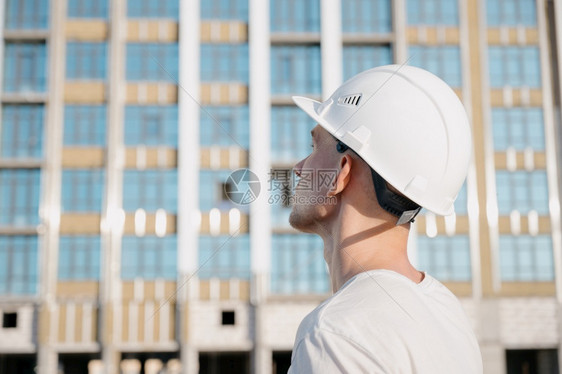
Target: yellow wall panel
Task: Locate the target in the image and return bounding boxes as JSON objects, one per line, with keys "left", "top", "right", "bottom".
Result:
{"left": 125, "top": 83, "right": 178, "bottom": 104}
{"left": 199, "top": 212, "right": 249, "bottom": 235}
{"left": 200, "top": 83, "right": 248, "bottom": 105}
{"left": 65, "top": 82, "right": 106, "bottom": 103}
{"left": 66, "top": 20, "right": 108, "bottom": 40}
{"left": 60, "top": 214, "right": 101, "bottom": 234}
{"left": 58, "top": 305, "right": 67, "bottom": 343}
{"left": 406, "top": 26, "right": 459, "bottom": 45}
{"left": 442, "top": 282, "right": 472, "bottom": 297}
{"left": 490, "top": 88, "right": 542, "bottom": 107}
{"left": 62, "top": 147, "right": 105, "bottom": 168}
{"left": 200, "top": 21, "right": 248, "bottom": 43}
{"left": 494, "top": 151, "right": 547, "bottom": 170}
{"left": 500, "top": 282, "right": 555, "bottom": 296}
{"left": 239, "top": 280, "right": 250, "bottom": 301}
{"left": 124, "top": 147, "right": 178, "bottom": 169}
{"left": 57, "top": 281, "right": 99, "bottom": 298}
{"left": 74, "top": 305, "right": 83, "bottom": 343}
{"left": 123, "top": 212, "right": 177, "bottom": 235}
{"left": 487, "top": 27, "right": 539, "bottom": 45}
{"left": 127, "top": 20, "right": 178, "bottom": 42}
{"left": 199, "top": 280, "right": 210, "bottom": 300}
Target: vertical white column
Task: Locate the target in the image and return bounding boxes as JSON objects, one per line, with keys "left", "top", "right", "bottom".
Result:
{"left": 393, "top": 0, "right": 407, "bottom": 63}
{"left": 320, "top": 0, "right": 342, "bottom": 99}
{"left": 0, "top": 0, "right": 4, "bottom": 114}
{"left": 38, "top": 0, "right": 66, "bottom": 373}
{"left": 177, "top": 0, "right": 200, "bottom": 290}
{"left": 458, "top": 0, "right": 482, "bottom": 300}
{"left": 249, "top": 0, "right": 271, "bottom": 300}
{"left": 249, "top": 0, "right": 271, "bottom": 373}
{"left": 178, "top": 0, "right": 200, "bottom": 373}
{"left": 543, "top": 0, "right": 562, "bottom": 303}
{"left": 539, "top": 0, "right": 562, "bottom": 369}
{"left": 102, "top": 0, "right": 127, "bottom": 372}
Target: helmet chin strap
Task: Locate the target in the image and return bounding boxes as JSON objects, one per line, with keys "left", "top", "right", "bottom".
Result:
{"left": 336, "top": 140, "right": 421, "bottom": 225}
{"left": 370, "top": 169, "right": 421, "bottom": 225}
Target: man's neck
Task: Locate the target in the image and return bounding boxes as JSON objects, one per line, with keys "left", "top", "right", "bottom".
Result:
{"left": 318, "top": 213, "right": 422, "bottom": 293}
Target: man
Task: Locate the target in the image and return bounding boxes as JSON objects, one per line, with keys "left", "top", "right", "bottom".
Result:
{"left": 287, "top": 65, "right": 483, "bottom": 373}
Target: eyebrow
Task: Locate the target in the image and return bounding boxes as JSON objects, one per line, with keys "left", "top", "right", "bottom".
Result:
{"left": 310, "top": 129, "right": 316, "bottom": 138}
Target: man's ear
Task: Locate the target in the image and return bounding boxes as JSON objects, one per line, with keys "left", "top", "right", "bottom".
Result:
{"left": 328, "top": 155, "right": 352, "bottom": 196}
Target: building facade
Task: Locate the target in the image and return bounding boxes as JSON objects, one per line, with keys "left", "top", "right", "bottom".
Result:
{"left": 1, "top": 0, "right": 562, "bottom": 373}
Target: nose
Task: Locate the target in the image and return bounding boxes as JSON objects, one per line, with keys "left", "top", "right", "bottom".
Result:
{"left": 293, "top": 157, "right": 306, "bottom": 177}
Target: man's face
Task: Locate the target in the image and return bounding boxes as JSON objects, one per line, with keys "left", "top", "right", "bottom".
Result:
{"left": 289, "top": 125, "right": 340, "bottom": 232}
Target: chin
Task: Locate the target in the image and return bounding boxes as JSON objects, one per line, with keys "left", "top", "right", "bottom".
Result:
{"left": 288, "top": 207, "right": 315, "bottom": 233}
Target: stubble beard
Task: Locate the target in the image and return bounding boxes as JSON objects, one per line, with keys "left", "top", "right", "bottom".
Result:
{"left": 288, "top": 203, "right": 317, "bottom": 233}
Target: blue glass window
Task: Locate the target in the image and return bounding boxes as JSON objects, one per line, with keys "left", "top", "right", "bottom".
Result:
{"left": 126, "top": 43, "right": 178, "bottom": 81}
{"left": 1, "top": 105, "right": 43, "bottom": 159}
{"left": 123, "top": 169, "right": 177, "bottom": 212}
{"left": 270, "top": 0, "right": 320, "bottom": 32}
{"left": 342, "top": 0, "right": 392, "bottom": 33}
{"left": 59, "top": 236, "right": 101, "bottom": 280}
{"left": 125, "top": 106, "right": 178, "bottom": 146}
{"left": 492, "top": 108, "right": 545, "bottom": 151}
{"left": 454, "top": 182, "right": 468, "bottom": 215}
{"left": 417, "top": 235, "right": 471, "bottom": 281}
{"left": 488, "top": 47, "right": 541, "bottom": 87}
{"left": 499, "top": 235, "right": 554, "bottom": 281}
{"left": 127, "top": 0, "right": 179, "bottom": 19}
{"left": 0, "top": 236, "right": 38, "bottom": 295}
{"left": 68, "top": 0, "right": 108, "bottom": 18}
{"left": 271, "top": 46, "right": 321, "bottom": 95}
{"left": 198, "top": 234, "right": 250, "bottom": 279}
{"left": 496, "top": 170, "right": 549, "bottom": 215}
{"left": 200, "top": 44, "right": 249, "bottom": 83}
{"left": 487, "top": 0, "right": 536, "bottom": 26}
{"left": 0, "top": 169, "right": 40, "bottom": 226}
{"left": 200, "top": 106, "right": 249, "bottom": 148}
{"left": 271, "top": 234, "right": 328, "bottom": 294}
{"left": 199, "top": 170, "right": 236, "bottom": 211}
{"left": 64, "top": 105, "right": 106, "bottom": 146}
{"left": 408, "top": 46, "right": 462, "bottom": 87}
{"left": 406, "top": 0, "right": 459, "bottom": 25}
{"left": 268, "top": 167, "right": 294, "bottom": 229}
{"left": 122, "top": 236, "right": 177, "bottom": 279}
{"left": 3, "top": 43, "right": 47, "bottom": 93}
{"left": 61, "top": 170, "right": 105, "bottom": 212}
{"left": 271, "top": 106, "right": 314, "bottom": 163}
{"left": 201, "top": 0, "right": 248, "bottom": 21}
{"left": 5, "top": 0, "right": 49, "bottom": 29}
{"left": 343, "top": 46, "right": 393, "bottom": 81}
{"left": 66, "top": 43, "right": 107, "bottom": 80}
{"left": 271, "top": 201, "right": 292, "bottom": 229}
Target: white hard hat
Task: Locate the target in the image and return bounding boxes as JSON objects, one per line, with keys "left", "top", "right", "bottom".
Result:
{"left": 292, "top": 64, "right": 471, "bottom": 217}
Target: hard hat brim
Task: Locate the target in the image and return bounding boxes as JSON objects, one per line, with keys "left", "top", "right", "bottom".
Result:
{"left": 292, "top": 95, "right": 340, "bottom": 139}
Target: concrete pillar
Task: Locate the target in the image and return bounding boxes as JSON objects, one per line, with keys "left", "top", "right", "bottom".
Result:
{"left": 38, "top": 0, "right": 66, "bottom": 371}
{"left": 177, "top": 0, "right": 200, "bottom": 372}
{"left": 145, "top": 359, "right": 163, "bottom": 374}
{"left": 101, "top": 0, "right": 127, "bottom": 372}
{"left": 320, "top": 0, "right": 342, "bottom": 99}
{"left": 88, "top": 360, "right": 104, "bottom": 374}
{"left": 120, "top": 359, "right": 141, "bottom": 374}
{"left": 249, "top": 0, "right": 272, "bottom": 372}
{"left": 478, "top": 299, "right": 505, "bottom": 374}
{"left": 166, "top": 358, "right": 182, "bottom": 374}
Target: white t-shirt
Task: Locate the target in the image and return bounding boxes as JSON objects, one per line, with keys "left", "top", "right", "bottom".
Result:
{"left": 288, "top": 269, "right": 482, "bottom": 373}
